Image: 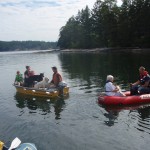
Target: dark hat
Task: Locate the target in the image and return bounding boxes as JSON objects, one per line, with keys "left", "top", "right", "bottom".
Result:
{"left": 52, "top": 66, "right": 57, "bottom": 70}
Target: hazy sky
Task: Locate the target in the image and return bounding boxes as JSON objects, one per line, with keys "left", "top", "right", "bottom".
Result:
{"left": 0, "top": 0, "right": 122, "bottom": 42}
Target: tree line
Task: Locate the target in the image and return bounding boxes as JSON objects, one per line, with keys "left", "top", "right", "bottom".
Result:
{"left": 0, "top": 41, "right": 58, "bottom": 51}
{"left": 57, "top": 0, "right": 150, "bottom": 49}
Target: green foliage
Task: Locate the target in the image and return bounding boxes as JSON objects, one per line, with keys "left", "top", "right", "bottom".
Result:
{"left": 58, "top": 6, "right": 92, "bottom": 49}
{"left": 0, "top": 41, "right": 57, "bottom": 51}
{"left": 58, "top": 0, "right": 150, "bottom": 49}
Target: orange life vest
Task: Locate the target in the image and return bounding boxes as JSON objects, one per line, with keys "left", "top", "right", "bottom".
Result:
{"left": 52, "top": 72, "right": 62, "bottom": 86}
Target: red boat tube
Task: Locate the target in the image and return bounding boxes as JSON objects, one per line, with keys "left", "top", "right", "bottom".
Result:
{"left": 98, "top": 91, "right": 150, "bottom": 106}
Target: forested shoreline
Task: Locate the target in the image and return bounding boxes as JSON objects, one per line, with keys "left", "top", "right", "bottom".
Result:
{"left": 1, "top": 0, "right": 149, "bottom": 52}
{"left": 0, "top": 41, "right": 57, "bottom": 52}
{"left": 58, "top": 0, "right": 150, "bottom": 49}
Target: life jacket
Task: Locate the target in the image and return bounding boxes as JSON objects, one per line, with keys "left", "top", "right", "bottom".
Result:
{"left": 139, "top": 71, "right": 150, "bottom": 86}
{"left": 52, "top": 72, "right": 62, "bottom": 86}
{"left": 139, "top": 71, "right": 149, "bottom": 79}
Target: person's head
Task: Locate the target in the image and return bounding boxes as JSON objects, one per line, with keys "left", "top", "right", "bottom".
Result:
{"left": 26, "top": 66, "right": 30, "bottom": 71}
{"left": 16, "top": 71, "right": 20, "bottom": 75}
{"left": 106, "top": 75, "right": 114, "bottom": 82}
{"left": 139, "top": 66, "right": 145, "bottom": 74}
{"left": 30, "top": 70, "right": 35, "bottom": 76}
{"left": 52, "top": 66, "right": 57, "bottom": 73}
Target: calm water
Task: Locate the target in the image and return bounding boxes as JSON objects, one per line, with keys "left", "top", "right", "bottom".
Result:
{"left": 0, "top": 50, "right": 150, "bottom": 150}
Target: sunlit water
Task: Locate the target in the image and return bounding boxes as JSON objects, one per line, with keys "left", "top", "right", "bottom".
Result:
{"left": 0, "top": 50, "right": 150, "bottom": 150}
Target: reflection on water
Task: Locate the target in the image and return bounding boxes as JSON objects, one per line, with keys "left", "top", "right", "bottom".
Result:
{"left": 1, "top": 50, "right": 150, "bottom": 150}
{"left": 138, "top": 106, "right": 150, "bottom": 119}
{"left": 136, "top": 106, "right": 150, "bottom": 134}
{"left": 54, "top": 98, "right": 66, "bottom": 120}
{"left": 103, "top": 110, "right": 119, "bottom": 126}
{"left": 102, "top": 104, "right": 150, "bottom": 132}
{"left": 59, "top": 52, "right": 150, "bottom": 92}
{"left": 14, "top": 92, "right": 69, "bottom": 119}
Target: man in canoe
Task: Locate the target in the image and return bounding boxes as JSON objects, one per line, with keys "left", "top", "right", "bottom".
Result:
{"left": 50, "top": 66, "right": 63, "bottom": 87}
{"left": 105, "top": 75, "right": 126, "bottom": 97}
{"left": 130, "top": 66, "right": 150, "bottom": 95}
{"left": 48, "top": 66, "right": 66, "bottom": 95}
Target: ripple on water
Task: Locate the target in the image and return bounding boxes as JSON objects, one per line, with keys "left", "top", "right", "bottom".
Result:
{"left": 125, "top": 106, "right": 150, "bottom": 134}
{"left": 1, "top": 51, "right": 150, "bottom": 150}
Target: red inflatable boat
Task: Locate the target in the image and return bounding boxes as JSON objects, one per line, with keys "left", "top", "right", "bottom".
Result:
{"left": 98, "top": 91, "right": 150, "bottom": 106}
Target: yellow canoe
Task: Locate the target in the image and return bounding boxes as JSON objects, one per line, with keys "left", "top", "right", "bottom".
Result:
{"left": 14, "top": 85, "right": 69, "bottom": 98}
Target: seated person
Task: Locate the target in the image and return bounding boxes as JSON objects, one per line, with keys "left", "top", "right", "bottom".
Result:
{"left": 24, "top": 66, "right": 37, "bottom": 87}
{"left": 49, "top": 66, "right": 62, "bottom": 88}
{"left": 29, "top": 70, "right": 35, "bottom": 76}
{"left": 14, "top": 71, "right": 23, "bottom": 86}
{"left": 130, "top": 66, "right": 150, "bottom": 95}
{"left": 24, "top": 66, "right": 31, "bottom": 87}
{"left": 105, "top": 75, "right": 125, "bottom": 97}
{"left": 48, "top": 66, "right": 65, "bottom": 95}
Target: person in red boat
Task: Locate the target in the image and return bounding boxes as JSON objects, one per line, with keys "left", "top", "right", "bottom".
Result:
{"left": 130, "top": 66, "right": 150, "bottom": 95}
{"left": 105, "top": 75, "right": 126, "bottom": 97}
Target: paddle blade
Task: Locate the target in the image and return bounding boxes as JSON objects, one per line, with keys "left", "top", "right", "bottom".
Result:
{"left": 8, "top": 137, "right": 21, "bottom": 150}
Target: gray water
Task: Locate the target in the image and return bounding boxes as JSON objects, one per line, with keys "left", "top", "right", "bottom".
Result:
{"left": 0, "top": 50, "right": 150, "bottom": 150}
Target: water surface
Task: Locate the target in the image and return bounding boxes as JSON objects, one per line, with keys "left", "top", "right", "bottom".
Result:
{"left": 0, "top": 50, "right": 150, "bottom": 150}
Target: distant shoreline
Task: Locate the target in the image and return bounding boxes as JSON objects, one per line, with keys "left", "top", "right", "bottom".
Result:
{"left": 0, "top": 47, "right": 150, "bottom": 53}
{"left": 0, "top": 49, "right": 59, "bottom": 53}
{"left": 60, "top": 47, "right": 150, "bottom": 53}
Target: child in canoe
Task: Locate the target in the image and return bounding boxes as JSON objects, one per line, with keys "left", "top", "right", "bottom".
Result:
{"left": 14, "top": 71, "right": 23, "bottom": 86}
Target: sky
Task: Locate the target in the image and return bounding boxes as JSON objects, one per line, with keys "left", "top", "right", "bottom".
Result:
{"left": 0, "top": 0, "right": 122, "bottom": 42}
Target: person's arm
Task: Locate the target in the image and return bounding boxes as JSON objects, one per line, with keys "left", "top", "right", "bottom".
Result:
{"left": 20, "top": 74, "right": 23, "bottom": 82}
{"left": 50, "top": 79, "right": 54, "bottom": 84}
{"left": 141, "top": 76, "right": 150, "bottom": 87}
{"left": 131, "top": 80, "right": 140, "bottom": 86}
{"left": 50, "top": 76, "right": 53, "bottom": 83}
{"left": 112, "top": 86, "right": 119, "bottom": 92}
{"left": 24, "top": 71, "right": 28, "bottom": 78}
{"left": 57, "top": 74, "right": 62, "bottom": 82}
{"left": 50, "top": 74, "right": 54, "bottom": 84}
